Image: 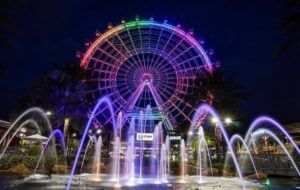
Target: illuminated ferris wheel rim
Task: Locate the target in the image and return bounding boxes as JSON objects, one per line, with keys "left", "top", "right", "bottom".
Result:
{"left": 81, "top": 19, "right": 215, "bottom": 127}
{"left": 80, "top": 20, "right": 213, "bottom": 72}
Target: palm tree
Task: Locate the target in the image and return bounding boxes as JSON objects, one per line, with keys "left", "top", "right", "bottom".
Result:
{"left": 275, "top": 0, "right": 300, "bottom": 56}
{"left": 183, "top": 69, "right": 249, "bottom": 165}
{"left": 187, "top": 69, "right": 249, "bottom": 118}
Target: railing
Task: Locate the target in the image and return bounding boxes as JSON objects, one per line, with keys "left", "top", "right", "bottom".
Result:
{"left": 242, "top": 153, "right": 300, "bottom": 177}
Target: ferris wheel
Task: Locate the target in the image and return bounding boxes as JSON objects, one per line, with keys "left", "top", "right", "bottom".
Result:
{"left": 80, "top": 19, "right": 213, "bottom": 128}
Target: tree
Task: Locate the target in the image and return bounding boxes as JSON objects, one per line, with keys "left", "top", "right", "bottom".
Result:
{"left": 183, "top": 69, "right": 249, "bottom": 165}
{"left": 17, "top": 62, "right": 90, "bottom": 132}
{"left": 275, "top": 0, "right": 300, "bottom": 56}
{"left": 189, "top": 69, "right": 249, "bottom": 120}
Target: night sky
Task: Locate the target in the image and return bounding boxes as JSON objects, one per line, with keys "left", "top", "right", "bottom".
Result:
{"left": 0, "top": 0, "right": 299, "bottom": 123}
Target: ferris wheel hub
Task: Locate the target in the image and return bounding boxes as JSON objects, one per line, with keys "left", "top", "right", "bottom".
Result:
{"left": 141, "top": 73, "right": 153, "bottom": 83}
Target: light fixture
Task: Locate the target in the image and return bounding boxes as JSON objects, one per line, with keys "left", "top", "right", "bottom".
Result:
{"left": 46, "top": 111, "right": 52, "bottom": 116}
{"left": 225, "top": 117, "right": 232, "bottom": 125}
{"left": 96, "top": 129, "right": 102, "bottom": 134}
{"left": 211, "top": 117, "right": 219, "bottom": 124}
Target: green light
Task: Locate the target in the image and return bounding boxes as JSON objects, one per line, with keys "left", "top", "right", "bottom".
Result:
{"left": 125, "top": 21, "right": 141, "bottom": 28}
{"left": 124, "top": 20, "right": 153, "bottom": 29}
{"left": 264, "top": 178, "right": 271, "bottom": 186}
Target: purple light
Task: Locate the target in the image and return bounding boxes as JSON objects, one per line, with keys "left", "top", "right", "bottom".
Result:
{"left": 245, "top": 116, "right": 300, "bottom": 155}
{"left": 229, "top": 134, "right": 259, "bottom": 179}
{"left": 192, "top": 104, "right": 246, "bottom": 190}
{"left": 66, "top": 96, "right": 115, "bottom": 190}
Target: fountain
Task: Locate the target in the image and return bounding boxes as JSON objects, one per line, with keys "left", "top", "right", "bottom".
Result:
{"left": 0, "top": 119, "right": 40, "bottom": 159}
{"left": 112, "top": 112, "right": 123, "bottom": 182}
{"left": 228, "top": 134, "right": 259, "bottom": 179}
{"left": 198, "top": 137, "right": 214, "bottom": 181}
{"left": 80, "top": 135, "right": 97, "bottom": 173}
{"left": 66, "top": 96, "right": 115, "bottom": 190}
{"left": 179, "top": 139, "right": 186, "bottom": 183}
{"left": 245, "top": 116, "right": 300, "bottom": 155}
{"left": 34, "top": 129, "right": 65, "bottom": 174}
{"left": 93, "top": 136, "right": 102, "bottom": 180}
{"left": 191, "top": 104, "right": 246, "bottom": 189}
{"left": 250, "top": 128, "right": 300, "bottom": 176}
{"left": 1, "top": 19, "right": 299, "bottom": 190}
{"left": 0, "top": 108, "right": 53, "bottom": 159}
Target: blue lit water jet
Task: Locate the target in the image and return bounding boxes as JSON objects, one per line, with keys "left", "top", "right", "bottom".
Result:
{"left": 66, "top": 96, "right": 116, "bottom": 190}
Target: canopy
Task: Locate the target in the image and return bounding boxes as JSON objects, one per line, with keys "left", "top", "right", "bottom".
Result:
{"left": 22, "top": 134, "right": 48, "bottom": 142}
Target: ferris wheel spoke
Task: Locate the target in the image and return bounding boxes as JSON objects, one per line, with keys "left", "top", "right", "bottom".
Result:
{"left": 152, "top": 30, "right": 176, "bottom": 70}
{"left": 170, "top": 46, "right": 194, "bottom": 62}
{"left": 175, "top": 55, "right": 202, "bottom": 68}
{"left": 96, "top": 47, "right": 122, "bottom": 64}
{"left": 106, "top": 39, "right": 141, "bottom": 72}
{"left": 177, "top": 66, "right": 206, "bottom": 77}
{"left": 171, "top": 94, "right": 193, "bottom": 108}
{"left": 106, "top": 39, "right": 128, "bottom": 60}
{"left": 149, "top": 28, "right": 164, "bottom": 71}
{"left": 167, "top": 101, "right": 191, "bottom": 122}
{"left": 126, "top": 29, "right": 145, "bottom": 70}
{"left": 154, "top": 37, "right": 186, "bottom": 68}
{"left": 90, "top": 57, "right": 119, "bottom": 70}
{"left": 116, "top": 33, "right": 142, "bottom": 69}
{"left": 153, "top": 61, "right": 175, "bottom": 74}
{"left": 138, "top": 27, "right": 147, "bottom": 71}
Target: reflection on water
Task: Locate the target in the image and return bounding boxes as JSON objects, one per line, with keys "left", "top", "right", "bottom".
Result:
{"left": 0, "top": 174, "right": 299, "bottom": 190}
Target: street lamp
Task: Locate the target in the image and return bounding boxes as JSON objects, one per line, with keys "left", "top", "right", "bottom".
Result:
{"left": 96, "top": 129, "right": 102, "bottom": 135}
{"left": 224, "top": 117, "right": 232, "bottom": 125}
{"left": 46, "top": 111, "right": 52, "bottom": 116}
{"left": 211, "top": 117, "right": 219, "bottom": 124}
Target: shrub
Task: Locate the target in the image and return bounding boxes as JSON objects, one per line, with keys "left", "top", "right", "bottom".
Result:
{"left": 0, "top": 155, "right": 23, "bottom": 170}
{"left": 24, "top": 145, "right": 41, "bottom": 156}
{"left": 44, "top": 157, "right": 55, "bottom": 175}
{"left": 23, "top": 156, "right": 40, "bottom": 170}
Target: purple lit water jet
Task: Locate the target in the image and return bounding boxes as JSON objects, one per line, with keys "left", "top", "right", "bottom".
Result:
{"left": 34, "top": 129, "right": 65, "bottom": 174}
{"left": 66, "top": 96, "right": 116, "bottom": 190}
{"left": 245, "top": 116, "right": 300, "bottom": 155}
{"left": 251, "top": 128, "right": 300, "bottom": 176}
{"left": 228, "top": 134, "right": 259, "bottom": 179}
{"left": 192, "top": 104, "right": 246, "bottom": 189}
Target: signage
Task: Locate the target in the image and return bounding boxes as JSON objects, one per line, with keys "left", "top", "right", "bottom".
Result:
{"left": 136, "top": 133, "right": 153, "bottom": 141}
{"left": 169, "top": 136, "right": 182, "bottom": 140}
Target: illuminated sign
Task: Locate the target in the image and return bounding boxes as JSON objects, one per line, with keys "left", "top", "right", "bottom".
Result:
{"left": 169, "top": 136, "right": 181, "bottom": 140}
{"left": 136, "top": 133, "right": 153, "bottom": 141}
